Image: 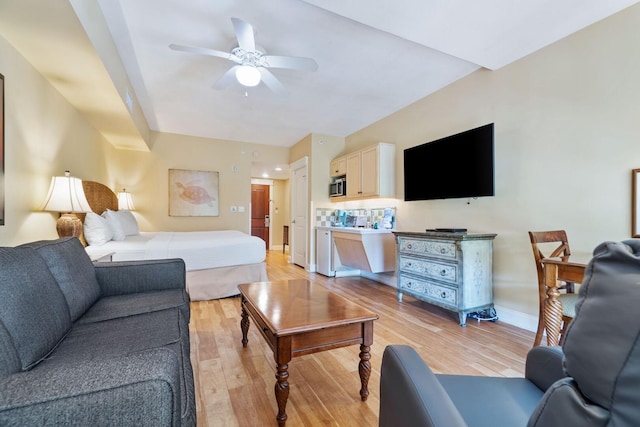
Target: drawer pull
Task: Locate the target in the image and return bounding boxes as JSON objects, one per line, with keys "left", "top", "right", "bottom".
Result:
{"left": 440, "top": 269, "right": 447, "bottom": 276}
{"left": 407, "top": 243, "right": 413, "bottom": 249}
{"left": 440, "top": 247, "right": 446, "bottom": 254}
{"left": 440, "top": 292, "right": 447, "bottom": 298}
{"left": 406, "top": 261, "right": 412, "bottom": 267}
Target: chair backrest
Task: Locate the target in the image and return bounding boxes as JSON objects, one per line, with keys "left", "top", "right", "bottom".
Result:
{"left": 528, "top": 240, "right": 640, "bottom": 427}
{"left": 528, "top": 230, "right": 571, "bottom": 298}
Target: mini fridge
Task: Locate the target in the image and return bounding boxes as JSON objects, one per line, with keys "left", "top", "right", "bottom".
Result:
{"left": 316, "top": 228, "right": 335, "bottom": 276}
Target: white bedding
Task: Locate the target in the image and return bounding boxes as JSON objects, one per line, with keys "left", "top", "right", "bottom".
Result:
{"left": 85, "top": 230, "right": 266, "bottom": 271}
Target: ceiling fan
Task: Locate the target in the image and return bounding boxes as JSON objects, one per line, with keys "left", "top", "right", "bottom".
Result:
{"left": 169, "top": 17, "right": 318, "bottom": 97}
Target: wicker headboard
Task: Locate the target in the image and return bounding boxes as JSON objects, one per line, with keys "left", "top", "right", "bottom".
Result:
{"left": 80, "top": 181, "right": 118, "bottom": 221}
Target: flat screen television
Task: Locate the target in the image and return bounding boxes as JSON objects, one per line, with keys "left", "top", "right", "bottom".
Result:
{"left": 404, "top": 123, "right": 494, "bottom": 201}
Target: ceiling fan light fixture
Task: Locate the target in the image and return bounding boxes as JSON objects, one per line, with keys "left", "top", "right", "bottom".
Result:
{"left": 236, "top": 65, "right": 261, "bottom": 87}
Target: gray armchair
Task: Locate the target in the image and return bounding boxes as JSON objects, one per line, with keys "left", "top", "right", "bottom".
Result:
{"left": 380, "top": 239, "right": 640, "bottom": 427}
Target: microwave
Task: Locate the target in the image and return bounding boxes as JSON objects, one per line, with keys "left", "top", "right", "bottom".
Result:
{"left": 329, "top": 177, "right": 346, "bottom": 197}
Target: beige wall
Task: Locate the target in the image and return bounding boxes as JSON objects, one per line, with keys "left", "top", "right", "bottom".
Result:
{"left": 0, "top": 34, "right": 116, "bottom": 246}
{"left": 111, "top": 132, "right": 290, "bottom": 234}
{"left": 271, "top": 179, "right": 290, "bottom": 248}
{"left": 344, "top": 4, "right": 640, "bottom": 328}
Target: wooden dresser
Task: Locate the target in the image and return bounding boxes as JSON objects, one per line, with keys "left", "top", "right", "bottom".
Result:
{"left": 393, "top": 231, "right": 497, "bottom": 326}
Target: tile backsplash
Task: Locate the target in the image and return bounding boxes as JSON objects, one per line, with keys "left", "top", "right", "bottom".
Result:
{"left": 316, "top": 207, "right": 396, "bottom": 228}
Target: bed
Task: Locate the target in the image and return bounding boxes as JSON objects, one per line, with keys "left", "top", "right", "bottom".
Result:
{"left": 80, "top": 181, "right": 268, "bottom": 300}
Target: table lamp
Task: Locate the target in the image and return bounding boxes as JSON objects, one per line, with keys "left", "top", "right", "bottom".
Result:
{"left": 117, "top": 188, "right": 135, "bottom": 211}
{"left": 41, "top": 171, "right": 92, "bottom": 239}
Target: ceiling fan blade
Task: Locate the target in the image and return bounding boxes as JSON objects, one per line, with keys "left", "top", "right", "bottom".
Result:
{"left": 169, "top": 44, "right": 232, "bottom": 61}
{"left": 259, "top": 68, "right": 288, "bottom": 97}
{"left": 263, "top": 55, "right": 318, "bottom": 72}
{"left": 213, "top": 65, "right": 240, "bottom": 90}
{"left": 231, "top": 17, "right": 256, "bottom": 52}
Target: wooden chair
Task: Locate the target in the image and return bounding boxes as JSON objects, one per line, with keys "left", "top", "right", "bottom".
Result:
{"left": 528, "top": 230, "right": 579, "bottom": 347}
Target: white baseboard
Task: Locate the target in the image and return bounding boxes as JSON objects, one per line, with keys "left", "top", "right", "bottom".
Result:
{"left": 335, "top": 268, "right": 360, "bottom": 277}
{"left": 493, "top": 304, "right": 538, "bottom": 332}
{"left": 360, "top": 271, "right": 397, "bottom": 287}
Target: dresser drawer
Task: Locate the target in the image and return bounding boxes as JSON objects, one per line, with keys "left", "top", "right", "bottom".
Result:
{"left": 398, "top": 255, "right": 458, "bottom": 284}
{"left": 398, "top": 237, "right": 457, "bottom": 259}
{"left": 398, "top": 274, "right": 457, "bottom": 307}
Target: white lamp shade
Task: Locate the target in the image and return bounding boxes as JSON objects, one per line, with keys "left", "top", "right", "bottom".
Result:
{"left": 235, "top": 65, "right": 261, "bottom": 87}
{"left": 117, "top": 191, "right": 136, "bottom": 211}
{"left": 41, "top": 172, "right": 92, "bottom": 213}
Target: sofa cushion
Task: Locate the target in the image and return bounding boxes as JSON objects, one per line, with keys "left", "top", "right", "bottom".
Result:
{"left": 23, "top": 238, "right": 101, "bottom": 322}
{"left": 0, "top": 321, "right": 21, "bottom": 377}
{"left": 47, "top": 309, "right": 183, "bottom": 363}
{"left": 437, "top": 374, "right": 544, "bottom": 427}
{"left": 76, "top": 289, "right": 189, "bottom": 325}
{"left": 0, "top": 246, "right": 71, "bottom": 370}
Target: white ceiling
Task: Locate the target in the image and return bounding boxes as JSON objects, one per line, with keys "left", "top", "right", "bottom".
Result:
{"left": 1, "top": 0, "right": 639, "bottom": 178}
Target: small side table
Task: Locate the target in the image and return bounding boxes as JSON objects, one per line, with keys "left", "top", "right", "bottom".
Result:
{"left": 89, "top": 251, "right": 115, "bottom": 263}
{"left": 282, "top": 225, "right": 289, "bottom": 254}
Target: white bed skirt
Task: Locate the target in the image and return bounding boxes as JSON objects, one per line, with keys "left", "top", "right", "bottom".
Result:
{"left": 186, "top": 262, "right": 268, "bottom": 301}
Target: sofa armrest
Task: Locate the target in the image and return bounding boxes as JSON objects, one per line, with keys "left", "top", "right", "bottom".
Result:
{"left": 380, "top": 345, "right": 467, "bottom": 427}
{"left": 525, "top": 345, "right": 565, "bottom": 392}
{"left": 0, "top": 348, "right": 181, "bottom": 426}
{"left": 94, "top": 258, "right": 186, "bottom": 296}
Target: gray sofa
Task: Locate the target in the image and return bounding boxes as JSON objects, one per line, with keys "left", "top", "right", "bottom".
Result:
{"left": 380, "top": 239, "right": 640, "bottom": 427}
{"left": 0, "top": 237, "right": 196, "bottom": 426}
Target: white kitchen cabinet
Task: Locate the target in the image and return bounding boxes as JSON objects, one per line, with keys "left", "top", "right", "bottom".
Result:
{"left": 346, "top": 151, "right": 362, "bottom": 198}
{"left": 339, "top": 142, "right": 395, "bottom": 201}
{"left": 394, "top": 231, "right": 497, "bottom": 326}
{"left": 329, "top": 156, "right": 347, "bottom": 178}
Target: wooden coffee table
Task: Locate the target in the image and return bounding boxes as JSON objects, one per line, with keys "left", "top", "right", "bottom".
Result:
{"left": 238, "top": 279, "right": 379, "bottom": 426}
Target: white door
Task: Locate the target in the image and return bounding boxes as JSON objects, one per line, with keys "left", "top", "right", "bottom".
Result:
{"left": 290, "top": 157, "right": 308, "bottom": 268}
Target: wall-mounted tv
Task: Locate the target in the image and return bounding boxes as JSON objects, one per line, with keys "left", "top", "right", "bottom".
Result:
{"left": 404, "top": 123, "right": 494, "bottom": 201}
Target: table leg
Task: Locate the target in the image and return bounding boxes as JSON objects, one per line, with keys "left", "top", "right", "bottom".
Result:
{"left": 358, "top": 344, "right": 371, "bottom": 401}
{"left": 240, "top": 300, "right": 249, "bottom": 348}
{"left": 543, "top": 263, "right": 563, "bottom": 346}
{"left": 274, "top": 338, "right": 292, "bottom": 426}
{"left": 275, "top": 363, "right": 289, "bottom": 426}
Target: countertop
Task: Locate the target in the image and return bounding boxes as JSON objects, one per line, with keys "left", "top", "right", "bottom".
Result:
{"left": 316, "top": 226, "right": 394, "bottom": 234}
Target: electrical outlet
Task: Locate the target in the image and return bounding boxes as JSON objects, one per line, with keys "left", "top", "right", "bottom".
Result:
{"left": 230, "top": 206, "right": 238, "bottom": 212}
{"left": 238, "top": 206, "right": 245, "bottom": 212}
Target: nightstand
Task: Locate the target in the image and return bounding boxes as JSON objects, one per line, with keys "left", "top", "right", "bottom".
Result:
{"left": 88, "top": 251, "right": 115, "bottom": 263}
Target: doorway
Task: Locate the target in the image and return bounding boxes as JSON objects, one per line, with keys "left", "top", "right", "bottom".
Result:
{"left": 251, "top": 184, "right": 270, "bottom": 249}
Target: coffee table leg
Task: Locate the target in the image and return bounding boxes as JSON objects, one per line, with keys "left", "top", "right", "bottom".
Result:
{"left": 240, "top": 302, "right": 249, "bottom": 348}
{"left": 275, "top": 363, "right": 289, "bottom": 426}
{"left": 358, "top": 344, "right": 371, "bottom": 401}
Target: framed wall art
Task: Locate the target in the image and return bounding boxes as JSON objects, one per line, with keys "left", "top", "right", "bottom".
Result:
{"left": 633, "top": 168, "right": 640, "bottom": 237}
{"left": 1, "top": 73, "right": 4, "bottom": 226}
{"left": 169, "top": 168, "right": 220, "bottom": 217}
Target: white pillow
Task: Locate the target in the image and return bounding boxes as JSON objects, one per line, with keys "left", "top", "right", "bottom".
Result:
{"left": 117, "top": 210, "right": 139, "bottom": 236}
{"left": 101, "top": 210, "right": 125, "bottom": 241}
{"left": 83, "top": 212, "right": 114, "bottom": 246}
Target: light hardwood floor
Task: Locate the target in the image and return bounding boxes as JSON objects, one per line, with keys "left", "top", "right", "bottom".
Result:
{"left": 190, "top": 250, "right": 534, "bottom": 426}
